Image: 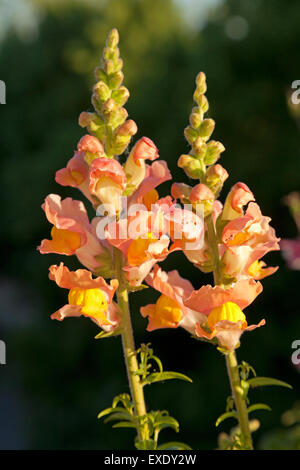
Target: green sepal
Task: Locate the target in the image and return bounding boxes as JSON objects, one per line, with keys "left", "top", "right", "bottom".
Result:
{"left": 215, "top": 411, "right": 238, "bottom": 427}
{"left": 248, "top": 377, "right": 292, "bottom": 390}
{"left": 157, "top": 441, "right": 192, "bottom": 450}
{"left": 247, "top": 403, "right": 272, "bottom": 413}
{"left": 142, "top": 371, "right": 193, "bottom": 386}
{"left": 94, "top": 328, "right": 122, "bottom": 340}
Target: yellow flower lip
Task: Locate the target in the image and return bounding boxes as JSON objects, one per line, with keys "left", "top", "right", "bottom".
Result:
{"left": 207, "top": 301, "right": 247, "bottom": 332}
{"left": 127, "top": 232, "right": 158, "bottom": 266}
{"left": 68, "top": 287, "right": 109, "bottom": 323}
{"left": 51, "top": 226, "right": 81, "bottom": 252}
{"left": 154, "top": 294, "right": 183, "bottom": 326}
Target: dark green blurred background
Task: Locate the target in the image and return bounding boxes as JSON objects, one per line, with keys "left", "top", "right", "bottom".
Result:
{"left": 0, "top": 0, "right": 299, "bottom": 450}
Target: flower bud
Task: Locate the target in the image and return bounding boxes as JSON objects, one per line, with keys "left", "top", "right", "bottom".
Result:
{"left": 198, "top": 118, "right": 215, "bottom": 141}
{"left": 108, "top": 71, "right": 124, "bottom": 89}
{"left": 93, "top": 81, "right": 111, "bottom": 103}
{"left": 94, "top": 67, "right": 108, "bottom": 83}
{"left": 103, "top": 59, "right": 115, "bottom": 76}
{"left": 205, "top": 164, "right": 228, "bottom": 195}
{"left": 178, "top": 154, "right": 202, "bottom": 179}
{"left": 106, "top": 28, "right": 119, "bottom": 49}
{"left": 195, "top": 71, "right": 207, "bottom": 95}
{"left": 110, "top": 107, "right": 128, "bottom": 129}
{"left": 204, "top": 140, "right": 225, "bottom": 165}
{"left": 192, "top": 137, "right": 207, "bottom": 159}
{"left": 111, "top": 86, "right": 130, "bottom": 107}
{"left": 103, "top": 46, "right": 119, "bottom": 62}
{"left": 184, "top": 126, "right": 198, "bottom": 145}
{"left": 190, "top": 183, "right": 215, "bottom": 217}
{"left": 189, "top": 112, "right": 202, "bottom": 129}
{"left": 116, "top": 119, "right": 138, "bottom": 137}
{"left": 78, "top": 112, "right": 96, "bottom": 128}
{"left": 101, "top": 98, "right": 117, "bottom": 117}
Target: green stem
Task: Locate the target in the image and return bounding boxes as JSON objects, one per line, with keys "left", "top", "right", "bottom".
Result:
{"left": 225, "top": 350, "right": 253, "bottom": 450}
{"left": 205, "top": 212, "right": 253, "bottom": 449}
{"left": 113, "top": 247, "right": 149, "bottom": 442}
{"left": 205, "top": 214, "right": 223, "bottom": 286}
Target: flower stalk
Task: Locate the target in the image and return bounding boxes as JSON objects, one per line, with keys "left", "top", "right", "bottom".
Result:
{"left": 225, "top": 350, "right": 253, "bottom": 449}
{"left": 113, "top": 247, "right": 150, "bottom": 442}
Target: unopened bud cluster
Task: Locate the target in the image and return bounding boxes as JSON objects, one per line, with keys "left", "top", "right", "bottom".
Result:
{"left": 79, "top": 29, "right": 137, "bottom": 158}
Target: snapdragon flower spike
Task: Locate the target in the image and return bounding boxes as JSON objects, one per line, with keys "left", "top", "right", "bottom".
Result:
{"left": 37, "top": 194, "right": 111, "bottom": 272}
{"left": 49, "top": 263, "right": 120, "bottom": 331}
{"left": 141, "top": 265, "right": 206, "bottom": 332}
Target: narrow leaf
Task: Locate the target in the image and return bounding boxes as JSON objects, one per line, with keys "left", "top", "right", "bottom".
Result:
{"left": 248, "top": 403, "right": 272, "bottom": 413}
{"left": 248, "top": 377, "right": 292, "bottom": 389}
{"left": 215, "top": 411, "right": 238, "bottom": 427}
{"left": 143, "top": 371, "right": 193, "bottom": 385}
{"left": 112, "top": 421, "right": 137, "bottom": 429}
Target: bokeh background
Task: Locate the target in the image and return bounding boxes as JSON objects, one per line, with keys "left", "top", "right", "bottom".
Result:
{"left": 0, "top": 0, "right": 299, "bottom": 450}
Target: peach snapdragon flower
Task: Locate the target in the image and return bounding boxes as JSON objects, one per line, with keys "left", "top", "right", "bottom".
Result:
{"left": 49, "top": 263, "right": 119, "bottom": 331}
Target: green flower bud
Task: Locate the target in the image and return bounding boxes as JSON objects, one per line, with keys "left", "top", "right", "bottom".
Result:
{"left": 103, "top": 59, "right": 115, "bottom": 76}
{"left": 111, "top": 86, "right": 130, "bottom": 107}
{"left": 94, "top": 67, "right": 108, "bottom": 84}
{"left": 178, "top": 154, "right": 203, "bottom": 179}
{"left": 103, "top": 46, "right": 119, "bottom": 62}
{"left": 94, "top": 81, "right": 111, "bottom": 103}
{"left": 110, "top": 107, "right": 128, "bottom": 129}
{"left": 198, "top": 118, "right": 215, "bottom": 141}
{"left": 184, "top": 125, "right": 199, "bottom": 144}
{"left": 192, "top": 137, "right": 207, "bottom": 159}
{"left": 195, "top": 71, "right": 207, "bottom": 94}
{"left": 101, "top": 98, "right": 118, "bottom": 118}
{"left": 204, "top": 140, "right": 225, "bottom": 165}
{"left": 189, "top": 112, "right": 202, "bottom": 129}
{"left": 108, "top": 71, "right": 124, "bottom": 90}
{"left": 106, "top": 28, "right": 119, "bottom": 49}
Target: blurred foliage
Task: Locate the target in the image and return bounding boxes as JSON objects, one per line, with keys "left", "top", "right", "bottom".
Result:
{"left": 0, "top": 0, "right": 299, "bottom": 449}
{"left": 258, "top": 401, "right": 300, "bottom": 449}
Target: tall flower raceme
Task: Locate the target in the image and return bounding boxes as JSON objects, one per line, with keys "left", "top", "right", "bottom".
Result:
{"left": 38, "top": 29, "right": 195, "bottom": 451}
{"left": 140, "top": 72, "right": 292, "bottom": 450}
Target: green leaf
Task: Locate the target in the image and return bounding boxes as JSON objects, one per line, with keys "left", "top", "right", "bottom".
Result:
{"left": 248, "top": 403, "right": 272, "bottom": 413}
{"left": 248, "top": 377, "right": 292, "bottom": 390}
{"left": 215, "top": 411, "right": 238, "bottom": 427}
{"left": 97, "top": 406, "right": 126, "bottom": 419}
{"left": 104, "top": 411, "right": 133, "bottom": 424}
{"left": 112, "top": 421, "right": 137, "bottom": 429}
{"left": 143, "top": 371, "right": 193, "bottom": 385}
{"left": 153, "top": 415, "right": 179, "bottom": 433}
{"left": 157, "top": 441, "right": 192, "bottom": 450}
